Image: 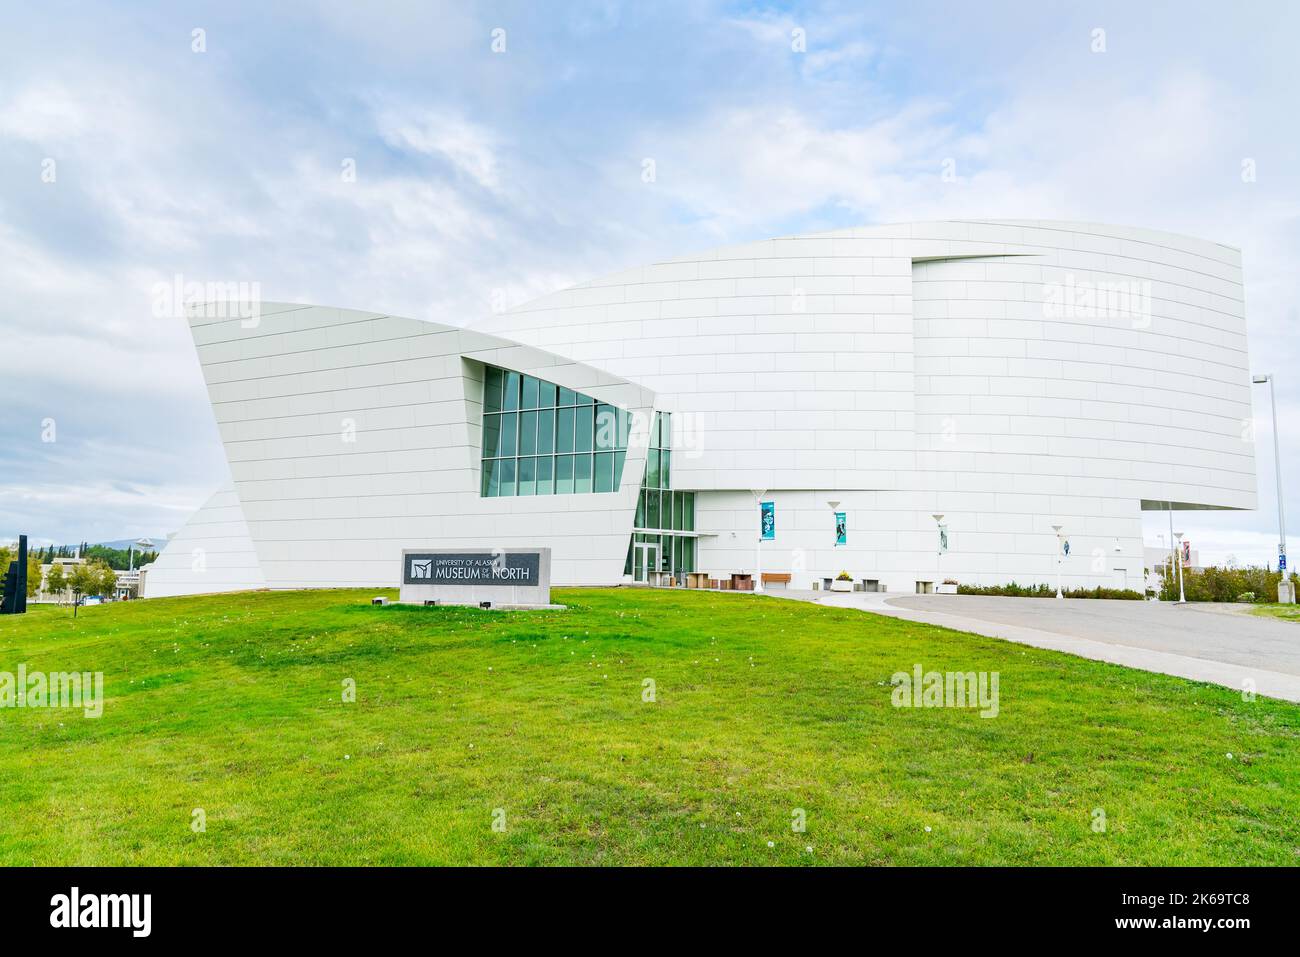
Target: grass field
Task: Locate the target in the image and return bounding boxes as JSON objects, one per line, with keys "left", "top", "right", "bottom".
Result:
{"left": 1, "top": 588, "right": 1297, "bottom": 865}
{"left": 1252, "top": 603, "right": 1300, "bottom": 623}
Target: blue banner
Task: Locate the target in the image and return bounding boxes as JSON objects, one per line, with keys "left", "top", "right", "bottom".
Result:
{"left": 834, "top": 511, "right": 846, "bottom": 546}
{"left": 760, "top": 501, "right": 775, "bottom": 540}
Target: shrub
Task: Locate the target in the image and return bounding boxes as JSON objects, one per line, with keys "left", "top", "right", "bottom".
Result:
{"left": 956, "top": 581, "right": 1143, "bottom": 600}
{"left": 1158, "top": 565, "right": 1296, "bottom": 603}
{"left": 835, "top": 571, "right": 853, "bottom": 581}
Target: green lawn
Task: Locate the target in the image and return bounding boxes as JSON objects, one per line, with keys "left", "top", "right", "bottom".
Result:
{"left": 1252, "top": 603, "right": 1300, "bottom": 623}
{"left": 1, "top": 588, "right": 1297, "bottom": 866}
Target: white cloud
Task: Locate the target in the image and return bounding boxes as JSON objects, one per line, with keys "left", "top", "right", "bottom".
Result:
{"left": 376, "top": 109, "right": 503, "bottom": 192}
{"left": 1, "top": 1, "right": 1297, "bottom": 563}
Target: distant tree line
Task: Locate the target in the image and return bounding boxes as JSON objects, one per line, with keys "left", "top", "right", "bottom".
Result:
{"left": 956, "top": 581, "right": 1143, "bottom": 600}
{"left": 20, "top": 543, "right": 158, "bottom": 571}
{"left": 2, "top": 542, "right": 144, "bottom": 604}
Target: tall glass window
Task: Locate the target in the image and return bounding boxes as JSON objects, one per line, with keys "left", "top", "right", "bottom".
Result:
{"left": 625, "top": 410, "right": 697, "bottom": 577}
{"left": 481, "top": 365, "right": 629, "bottom": 497}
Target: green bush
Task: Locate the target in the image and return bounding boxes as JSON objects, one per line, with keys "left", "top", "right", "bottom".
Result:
{"left": 956, "top": 581, "right": 1143, "bottom": 600}
{"left": 1158, "top": 565, "right": 1296, "bottom": 603}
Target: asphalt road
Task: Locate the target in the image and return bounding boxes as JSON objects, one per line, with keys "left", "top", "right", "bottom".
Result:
{"left": 780, "top": 589, "right": 1300, "bottom": 701}
{"left": 884, "top": 595, "right": 1300, "bottom": 676}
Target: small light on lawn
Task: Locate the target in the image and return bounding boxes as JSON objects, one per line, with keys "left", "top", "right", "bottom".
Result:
{"left": 924, "top": 826, "right": 931, "bottom": 832}
{"left": 767, "top": 841, "right": 775, "bottom": 848}
{"left": 1226, "top": 752, "right": 1234, "bottom": 760}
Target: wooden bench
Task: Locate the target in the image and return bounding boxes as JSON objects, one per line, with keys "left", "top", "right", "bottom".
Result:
{"left": 761, "top": 573, "right": 792, "bottom": 585}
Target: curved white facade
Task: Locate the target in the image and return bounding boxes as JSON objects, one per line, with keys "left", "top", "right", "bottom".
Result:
{"left": 147, "top": 220, "right": 1255, "bottom": 597}
{"left": 139, "top": 484, "right": 266, "bottom": 597}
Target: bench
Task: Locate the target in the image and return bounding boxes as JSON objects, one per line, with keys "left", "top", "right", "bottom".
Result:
{"left": 761, "top": 573, "right": 792, "bottom": 585}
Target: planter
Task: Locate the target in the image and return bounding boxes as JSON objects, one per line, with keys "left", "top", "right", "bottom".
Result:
{"left": 936, "top": 583, "right": 958, "bottom": 595}
{"left": 830, "top": 579, "right": 853, "bottom": 593}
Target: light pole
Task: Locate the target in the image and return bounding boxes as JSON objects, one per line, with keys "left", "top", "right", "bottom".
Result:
{"left": 827, "top": 500, "right": 841, "bottom": 548}
{"left": 1252, "top": 373, "right": 1293, "bottom": 603}
{"left": 1167, "top": 503, "right": 1176, "bottom": 592}
{"left": 752, "top": 489, "right": 766, "bottom": 594}
{"left": 1173, "top": 531, "right": 1187, "bottom": 604}
{"left": 1051, "top": 524, "right": 1064, "bottom": 599}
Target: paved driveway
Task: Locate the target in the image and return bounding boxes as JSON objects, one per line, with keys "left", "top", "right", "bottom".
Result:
{"left": 780, "top": 590, "right": 1300, "bottom": 702}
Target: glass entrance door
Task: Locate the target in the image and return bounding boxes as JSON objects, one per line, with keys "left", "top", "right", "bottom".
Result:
{"left": 633, "top": 543, "right": 659, "bottom": 584}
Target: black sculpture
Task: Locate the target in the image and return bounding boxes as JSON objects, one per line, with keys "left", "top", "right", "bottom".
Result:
{"left": 0, "top": 534, "right": 28, "bottom": 615}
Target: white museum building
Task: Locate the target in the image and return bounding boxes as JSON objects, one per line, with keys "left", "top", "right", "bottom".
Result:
{"left": 142, "top": 220, "right": 1256, "bottom": 598}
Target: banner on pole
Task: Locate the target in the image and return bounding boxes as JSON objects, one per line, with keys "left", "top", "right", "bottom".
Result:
{"left": 760, "top": 501, "right": 775, "bottom": 541}
{"left": 937, "top": 524, "right": 948, "bottom": 553}
{"left": 834, "top": 512, "right": 847, "bottom": 546}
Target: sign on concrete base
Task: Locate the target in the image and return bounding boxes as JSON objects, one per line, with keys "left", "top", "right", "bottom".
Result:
{"left": 399, "top": 548, "right": 554, "bottom": 608}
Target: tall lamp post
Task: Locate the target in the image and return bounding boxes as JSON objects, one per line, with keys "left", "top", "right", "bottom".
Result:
{"left": 1051, "top": 524, "right": 1065, "bottom": 599}
{"left": 1168, "top": 503, "right": 1176, "bottom": 592}
{"left": 1252, "top": 373, "right": 1293, "bottom": 603}
{"left": 1173, "top": 531, "right": 1187, "bottom": 604}
{"left": 827, "top": 500, "right": 841, "bottom": 546}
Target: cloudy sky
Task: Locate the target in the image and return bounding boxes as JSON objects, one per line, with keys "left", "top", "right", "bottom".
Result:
{"left": 1, "top": 0, "right": 1296, "bottom": 565}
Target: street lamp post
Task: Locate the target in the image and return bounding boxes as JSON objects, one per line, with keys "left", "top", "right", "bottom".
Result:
{"left": 1173, "top": 531, "right": 1187, "bottom": 604}
{"left": 1167, "top": 504, "right": 1176, "bottom": 590}
{"left": 752, "top": 489, "right": 766, "bottom": 594}
{"left": 1051, "top": 524, "right": 1064, "bottom": 599}
{"left": 1252, "top": 373, "right": 1293, "bottom": 603}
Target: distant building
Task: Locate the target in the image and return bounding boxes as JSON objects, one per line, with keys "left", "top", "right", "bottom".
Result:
{"left": 33, "top": 557, "right": 83, "bottom": 604}
{"left": 114, "top": 568, "right": 140, "bottom": 600}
